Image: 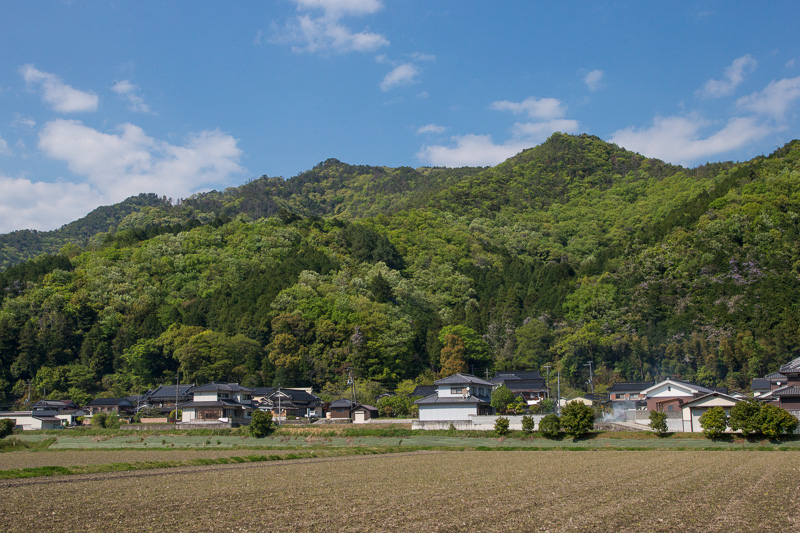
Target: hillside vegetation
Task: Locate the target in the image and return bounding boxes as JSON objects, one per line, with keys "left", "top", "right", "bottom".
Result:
{"left": 1, "top": 133, "right": 799, "bottom": 405}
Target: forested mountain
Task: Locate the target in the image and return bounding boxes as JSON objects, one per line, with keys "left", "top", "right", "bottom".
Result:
{"left": 1, "top": 133, "right": 799, "bottom": 406}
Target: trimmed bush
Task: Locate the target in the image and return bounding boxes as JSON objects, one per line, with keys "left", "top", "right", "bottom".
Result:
{"left": 561, "top": 401, "right": 595, "bottom": 439}
{"left": 521, "top": 415, "right": 535, "bottom": 434}
{"left": 538, "top": 413, "right": 561, "bottom": 439}
{"left": 760, "top": 404, "right": 799, "bottom": 439}
{"left": 729, "top": 399, "right": 763, "bottom": 437}
{"left": 249, "top": 410, "right": 273, "bottom": 438}
{"left": 699, "top": 406, "right": 728, "bottom": 439}
{"left": 494, "top": 416, "right": 510, "bottom": 436}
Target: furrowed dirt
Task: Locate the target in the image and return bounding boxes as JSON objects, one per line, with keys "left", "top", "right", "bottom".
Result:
{"left": 2, "top": 450, "right": 798, "bottom": 532}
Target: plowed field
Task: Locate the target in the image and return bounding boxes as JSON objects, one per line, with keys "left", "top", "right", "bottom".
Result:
{"left": 2, "top": 450, "right": 798, "bottom": 532}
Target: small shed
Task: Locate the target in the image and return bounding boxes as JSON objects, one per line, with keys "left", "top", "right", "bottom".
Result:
{"left": 681, "top": 392, "right": 740, "bottom": 433}
{"left": 352, "top": 404, "right": 378, "bottom": 424}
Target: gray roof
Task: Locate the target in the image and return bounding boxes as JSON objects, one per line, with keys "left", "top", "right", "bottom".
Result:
{"left": 411, "top": 385, "right": 437, "bottom": 397}
{"left": 179, "top": 399, "right": 254, "bottom": 409}
{"left": 779, "top": 357, "right": 800, "bottom": 374}
{"left": 329, "top": 399, "right": 355, "bottom": 409}
{"left": 766, "top": 372, "right": 788, "bottom": 381}
{"left": 415, "top": 394, "right": 490, "bottom": 405}
{"left": 492, "top": 371, "right": 544, "bottom": 381}
{"left": 750, "top": 378, "right": 771, "bottom": 391}
{"left": 192, "top": 382, "right": 253, "bottom": 393}
{"left": 87, "top": 398, "right": 134, "bottom": 407}
{"left": 607, "top": 381, "right": 654, "bottom": 393}
{"left": 434, "top": 373, "right": 494, "bottom": 387}
{"left": 144, "top": 384, "right": 195, "bottom": 400}
{"left": 772, "top": 385, "right": 800, "bottom": 397}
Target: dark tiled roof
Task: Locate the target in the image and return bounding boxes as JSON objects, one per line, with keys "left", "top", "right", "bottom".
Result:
{"left": 144, "top": 384, "right": 195, "bottom": 400}
{"left": 192, "top": 382, "right": 253, "bottom": 393}
{"left": 750, "top": 378, "right": 771, "bottom": 391}
{"left": 779, "top": 357, "right": 800, "bottom": 374}
{"left": 766, "top": 372, "right": 788, "bottom": 381}
{"left": 435, "top": 373, "right": 493, "bottom": 387}
{"left": 269, "top": 389, "right": 320, "bottom": 403}
{"left": 501, "top": 379, "right": 547, "bottom": 391}
{"left": 773, "top": 385, "right": 800, "bottom": 397}
{"left": 492, "top": 371, "right": 544, "bottom": 381}
{"left": 415, "top": 394, "right": 490, "bottom": 405}
{"left": 87, "top": 398, "right": 133, "bottom": 407}
{"left": 179, "top": 399, "right": 254, "bottom": 409}
{"left": 329, "top": 399, "right": 355, "bottom": 409}
{"left": 607, "top": 381, "right": 654, "bottom": 393}
{"left": 252, "top": 387, "right": 276, "bottom": 397}
{"left": 411, "top": 385, "right": 437, "bottom": 397}
{"left": 353, "top": 404, "right": 378, "bottom": 413}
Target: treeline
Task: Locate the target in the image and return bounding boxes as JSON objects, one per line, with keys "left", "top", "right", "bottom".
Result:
{"left": 1, "top": 134, "right": 799, "bottom": 406}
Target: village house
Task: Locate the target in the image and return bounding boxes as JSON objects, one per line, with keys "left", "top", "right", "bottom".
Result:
{"left": 179, "top": 382, "right": 255, "bottom": 426}
{"left": 352, "top": 404, "right": 379, "bottom": 423}
{"left": 31, "top": 400, "right": 85, "bottom": 426}
{"left": 141, "top": 384, "right": 195, "bottom": 415}
{"left": 757, "top": 356, "right": 800, "bottom": 420}
{"left": 258, "top": 388, "right": 323, "bottom": 419}
{"left": 0, "top": 411, "right": 63, "bottom": 430}
{"left": 489, "top": 371, "right": 549, "bottom": 405}
{"left": 607, "top": 381, "right": 654, "bottom": 408}
{"left": 415, "top": 373, "right": 494, "bottom": 421}
{"left": 640, "top": 379, "right": 721, "bottom": 413}
{"left": 328, "top": 398, "right": 357, "bottom": 419}
{"left": 680, "top": 392, "right": 741, "bottom": 433}
{"left": 86, "top": 397, "right": 135, "bottom": 416}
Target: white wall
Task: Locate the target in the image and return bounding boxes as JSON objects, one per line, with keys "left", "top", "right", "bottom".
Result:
{"left": 419, "top": 404, "right": 477, "bottom": 421}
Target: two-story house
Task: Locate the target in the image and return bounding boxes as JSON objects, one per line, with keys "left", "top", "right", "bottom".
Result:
{"left": 415, "top": 373, "right": 494, "bottom": 421}
{"left": 179, "top": 382, "right": 255, "bottom": 426}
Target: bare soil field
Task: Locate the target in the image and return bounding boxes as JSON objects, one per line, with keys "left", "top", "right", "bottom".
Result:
{"left": 2, "top": 450, "right": 798, "bottom": 532}
{"left": 0, "top": 448, "right": 301, "bottom": 470}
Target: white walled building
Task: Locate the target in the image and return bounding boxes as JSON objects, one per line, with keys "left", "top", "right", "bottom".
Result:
{"left": 415, "top": 373, "right": 494, "bottom": 421}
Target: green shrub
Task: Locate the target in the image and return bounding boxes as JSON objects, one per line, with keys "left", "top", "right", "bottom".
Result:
{"left": 561, "top": 401, "right": 595, "bottom": 439}
{"left": 760, "top": 404, "right": 799, "bottom": 439}
{"left": 91, "top": 412, "right": 108, "bottom": 429}
{"left": 494, "top": 416, "right": 510, "bottom": 436}
{"left": 538, "top": 413, "right": 561, "bottom": 438}
{"left": 249, "top": 410, "right": 273, "bottom": 438}
{"left": 649, "top": 411, "right": 668, "bottom": 436}
{"left": 699, "top": 406, "right": 728, "bottom": 439}
{"left": 521, "top": 415, "right": 535, "bottom": 434}
{"left": 0, "top": 418, "right": 14, "bottom": 439}
{"left": 491, "top": 385, "right": 516, "bottom": 414}
{"left": 729, "top": 399, "right": 764, "bottom": 437}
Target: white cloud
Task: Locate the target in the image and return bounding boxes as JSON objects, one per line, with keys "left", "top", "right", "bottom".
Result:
{"left": 418, "top": 134, "right": 530, "bottom": 167}
{"left": 275, "top": 0, "right": 388, "bottom": 53}
{"left": 12, "top": 113, "right": 36, "bottom": 129}
{"left": 38, "top": 119, "right": 243, "bottom": 202}
{"left": 111, "top": 80, "right": 152, "bottom": 114}
{"left": 584, "top": 69, "right": 604, "bottom": 91}
{"left": 609, "top": 114, "right": 771, "bottom": 165}
{"left": 0, "top": 136, "right": 10, "bottom": 156}
{"left": 381, "top": 63, "right": 420, "bottom": 91}
{"left": 20, "top": 64, "right": 98, "bottom": 113}
{"left": 0, "top": 174, "right": 106, "bottom": 233}
{"left": 417, "top": 123, "right": 445, "bottom": 135}
{"left": 697, "top": 54, "right": 757, "bottom": 98}
{"left": 418, "top": 96, "right": 580, "bottom": 167}
{"left": 737, "top": 75, "right": 800, "bottom": 120}
{"left": 491, "top": 96, "right": 566, "bottom": 120}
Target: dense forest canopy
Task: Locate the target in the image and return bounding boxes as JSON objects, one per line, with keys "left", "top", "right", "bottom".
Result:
{"left": 1, "top": 133, "right": 799, "bottom": 406}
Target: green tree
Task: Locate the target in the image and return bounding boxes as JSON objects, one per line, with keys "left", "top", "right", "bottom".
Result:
{"left": 494, "top": 416, "right": 510, "bottom": 436}
{"left": 249, "top": 410, "right": 273, "bottom": 438}
{"left": 91, "top": 412, "right": 108, "bottom": 429}
{"left": 538, "top": 413, "right": 561, "bottom": 438}
{"left": 491, "top": 385, "right": 516, "bottom": 414}
{"left": 649, "top": 410, "right": 668, "bottom": 436}
{"left": 760, "top": 404, "right": 799, "bottom": 439}
{"left": 561, "top": 401, "right": 595, "bottom": 439}
{"left": 728, "top": 399, "right": 763, "bottom": 437}
{"left": 699, "top": 406, "right": 728, "bottom": 439}
{"left": 0, "top": 418, "right": 14, "bottom": 439}
{"left": 521, "top": 414, "right": 535, "bottom": 434}
{"left": 376, "top": 395, "right": 412, "bottom": 417}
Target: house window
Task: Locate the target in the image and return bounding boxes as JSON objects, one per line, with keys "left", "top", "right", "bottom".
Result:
{"left": 668, "top": 405, "right": 673, "bottom": 412}
{"left": 451, "top": 387, "right": 461, "bottom": 394}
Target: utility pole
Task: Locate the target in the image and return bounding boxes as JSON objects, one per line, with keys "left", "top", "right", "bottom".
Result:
{"left": 175, "top": 368, "right": 179, "bottom": 424}
{"left": 277, "top": 383, "right": 281, "bottom": 426}
{"left": 543, "top": 365, "right": 552, "bottom": 399}
{"left": 556, "top": 372, "right": 561, "bottom": 415}
{"left": 585, "top": 361, "right": 594, "bottom": 396}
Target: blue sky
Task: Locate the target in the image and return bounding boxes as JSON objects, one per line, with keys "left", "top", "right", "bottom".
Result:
{"left": 1, "top": 1, "right": 799, "bottom": 233}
